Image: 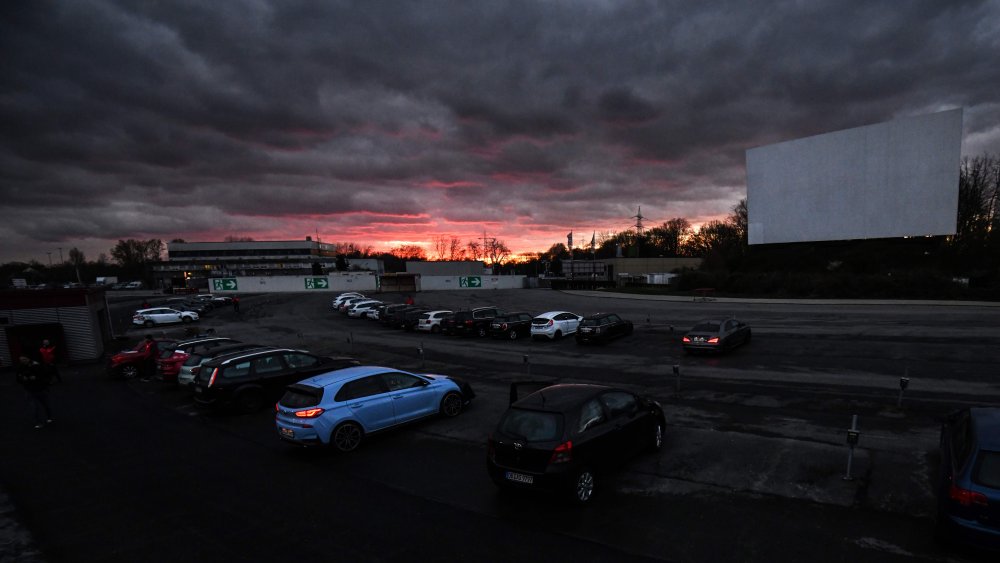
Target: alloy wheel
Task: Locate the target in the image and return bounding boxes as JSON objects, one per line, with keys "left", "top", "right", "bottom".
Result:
{"left": 441, "top": 393, "right": 463, "bottom": 417}
{"left": 575, "top": 471, "right": 595, "bottom": 503}
{"left": 333, "top": 423, "right": 362, "bottom": 452}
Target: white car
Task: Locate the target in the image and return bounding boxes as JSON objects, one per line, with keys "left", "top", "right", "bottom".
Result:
{"left": 338, "top": 296, "right": 371, "bottom": 314}
{"left": 416, "top": 310, "right": 453, "bottom": 333}
{"left": 530, "top": 311, "right": 583, "bottom": 340}
{"left": 132, "top": 307, "right": 199, "bottom": 327}
{"left": 347, "top": 300, "right": 382, "bottom": 318}
{"left": 331, "top": 292, "right": 364, "bottom": 309}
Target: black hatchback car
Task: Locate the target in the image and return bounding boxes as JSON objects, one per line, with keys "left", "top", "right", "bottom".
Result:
{"left": 937, "top": 407, "right": 1000, "bottom": 549}
{"left": 575, "top": 313, "right": 633, "bottom": 344}
{"left": 490, "top": 312, "right": 534, "bottom": 340}
{"left": 487, "top": 383, "right": 665, "bottom": 504}
{"left": 192, "top": 348, "right": 360, "bottom": 413}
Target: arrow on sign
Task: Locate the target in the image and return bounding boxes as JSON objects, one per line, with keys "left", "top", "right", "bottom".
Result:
{"left": 223, "top": 279, "right": 237, "bottom": 290}
{"left": 315, "top": 278, "right": 329, "bottom": 289}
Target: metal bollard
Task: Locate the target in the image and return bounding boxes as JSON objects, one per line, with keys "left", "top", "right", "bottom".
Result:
{"left": 523, "top": 354, "right": 530, "bottom": 377}
{"left": 844, "top": 415, "right": 861, "bottom": 481}
{"left": 672, "top": 364, "right": 680, "bottom": 392}
{"left": 418, "top": 342, "right": 425, "bottom": 369}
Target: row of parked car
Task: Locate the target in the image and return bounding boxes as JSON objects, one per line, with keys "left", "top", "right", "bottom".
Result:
{"left": 330, "top": 292, "right": 636, "bottom": 345}
{"left": 130, "top": 294, "right": 233, "bottom": 328}
{"left": 330, "top": 292, "right": 754, "bottom": 352}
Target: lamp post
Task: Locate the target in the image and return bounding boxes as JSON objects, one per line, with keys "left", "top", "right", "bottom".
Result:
{"left": 47, "top": 252, "right": 52, "bottom": 267}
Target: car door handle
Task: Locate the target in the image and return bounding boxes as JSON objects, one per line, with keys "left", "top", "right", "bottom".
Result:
{"left": 392, "top": 395, "right": 404, "bottom": 400}
{"left": 349, "top": 403, "right": 364, "bottom": 408}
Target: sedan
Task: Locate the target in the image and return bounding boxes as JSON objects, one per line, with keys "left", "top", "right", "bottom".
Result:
{"left": 132, "top": 307, "right": 199, "bottom": 327}
{"left": 531, "top": 311, "right": 583, "bottom": 340}
{"left": 575, "top": 313, "right": 633, "bottom": 344}
{"left": 936, "top": 407, "right": 1000, "bottom": 549}
{"left": 487, "top": 383, "right": 665, "bottom": 504}
{"left": 275, "top": 366, "right": 475, "bottom": 451}
{"left": 681, "top": 318, "right": 752, "bottom": 354}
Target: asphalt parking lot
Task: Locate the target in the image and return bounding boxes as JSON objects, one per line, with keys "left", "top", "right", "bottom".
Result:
{"left": 3, "top": 288, "right": 999, "bottom": 562}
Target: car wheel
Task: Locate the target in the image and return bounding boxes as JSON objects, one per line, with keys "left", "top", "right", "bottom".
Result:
{"left": 331, "top": 422, "right": 363, "bottom": 453}
{"left": 235, "top": 389, "right": 263, "bottom": 413}
{"left": 650, "top": 422, "right": 664, "bottom": 452}
{"left": 508, "top": 329, "right": 518, "bottom": 340}
{"left": 572, "top": 469, "right": 596, "bottom": 504}
{"left": 431, "top": 324, "right": 440, "bottom": 334}
{"left": 477, "top": 326, "right": 487, "bottom": 338}
{"left": 554, "top": 330, "right": 562, "bottom": 340}
{"left": 120, "top": 364, "right": 139, "bottom": 380}
{"left": 144, "top": 320, "right": 154, "bottom": 328}
{"left": 440, "top": 392, "right": 463, "bottom": 418}
{"left": 182, "top": 316, "right": 192, "bottom": 324}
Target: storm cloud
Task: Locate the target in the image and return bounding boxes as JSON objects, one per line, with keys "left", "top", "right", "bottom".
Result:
{"left": 2, "top": 0, "right": 998, "bottom": 261}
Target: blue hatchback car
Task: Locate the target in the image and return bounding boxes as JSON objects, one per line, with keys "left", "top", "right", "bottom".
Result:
{"left": 937, "top": 407, "right": 1000, "bottom": 550}
{"left": 275, "top": 366, "right": 474, "bottom": 452}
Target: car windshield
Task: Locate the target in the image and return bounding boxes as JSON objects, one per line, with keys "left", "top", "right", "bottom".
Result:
{"left": 693, "top": 323, "right": 720, "bottom": 332}
{"left": 499, "top": 408, "right": 563, "bottom": 442}
{"left": 974, "top": 451, "right": 1000, "bottom": 489}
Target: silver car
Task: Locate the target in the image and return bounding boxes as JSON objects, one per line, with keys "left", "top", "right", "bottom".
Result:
{"left": 132, "top": 307, "right": 198, "bottom": 327}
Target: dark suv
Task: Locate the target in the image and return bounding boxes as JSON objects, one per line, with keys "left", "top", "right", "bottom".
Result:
{"left": 192, "top": 348, "right": 360, "bottom": 413}
{"left": 490, "top": 312, "right": 534, "bottom": 340}
{"left": 575, "top": 313, "right": 633, "bottom": 344}
{"left": 444, "top": 307, "right": 500, "bottom": 337}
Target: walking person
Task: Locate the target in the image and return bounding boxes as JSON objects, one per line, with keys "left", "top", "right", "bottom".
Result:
{"left": 16, "top": 356, "right": 53, "bottom": 429}
{"left": 233, "top": 296, "right": 240, "bottom": 313}
{"left": 39, "top": 339, "right": 62, "bottom": 383}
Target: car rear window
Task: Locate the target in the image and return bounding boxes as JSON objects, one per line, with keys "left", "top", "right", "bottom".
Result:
{"left": 531, "top": 317, "right": 548, "bottom": 325}
{"left": 580, "top": 318, "right": 601, "bottom": 327}
{"left": 418, "top": 313, "right": 430, "bottom": 320}
{"left": 693, "top": 323, "right": 720, "bottom": 332}
{"left": 499, "top": 408, "right": 563, "bottom": 442}
{"left": 183, "top": 354, "right": 204, "bottom": 366}
{"left": 280, "top": 385, "right": 324, "bottom": 408}
{"left": 974, "top": 451, "right": 1000, "bottom": 489}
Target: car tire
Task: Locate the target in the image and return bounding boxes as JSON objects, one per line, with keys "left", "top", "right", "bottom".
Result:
{"left": 182, "top": 316, "right": 192, "bottom": 324}
{"left": 440, "top": 392, "right": 463, "bottom": 418}
{"left": 431, "top": 324, "right": 440, "bottom": 334}
{"left": 235, "top": 389, "right": 264, "bottom": 413}
{"left": 331, "top": 422, "right": 363, "bottom": 453}
{"left": 554, "top": 330, "right": 562, "bottom": 340}
{"left": 144, "top": 320, "right": 154, "bottom": 328}
{"left": 508, "top": 330, "right": 518, "bottom": 340}
{"left": 571, "top": 469, "right": 596, "bottom": 504}
{"left": 120, "top": 364, "right": 139, "bottom": 380}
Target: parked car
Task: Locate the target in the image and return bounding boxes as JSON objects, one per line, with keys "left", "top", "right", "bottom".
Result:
{"left": 177, "top": 343, "right": 271, "bottom": 388}
{"left": 490, "top": 312, "right": 534, "bottom": 340}
{"left": 156, "top": 336, "right": 239, "bottom": 383}
{"left": 575, "top": 313, "right": 633, "bottom": 344}
{"left": 417, "top": 310, "right": 453, "bottom": 333}
{"left": 338, "top": 296, "right": 371, "bottom": 314}
{"left": 383, "top": 305, "right": 426, "bottom": 329}
{"left": 332, "top": 292, "right": 364, "bottom": 309}
{"left": 347, "top": 300, "right": 383, "bottom": 318}
{"left": 487, "top": 383, "right": 666, "bottom": 504}
{"left": 936, "top": 407, "right": 1000, "bottom": 549}
{"left": 400, "top": 307, "right": 432, "bottom": 331}
{"left": 132, "top": 307, "right": 199, "bottom": 327}
{"left": 377, "top": 304, "right": 413, "bottom": 326}
{"left": 107, "top": 338, "right": 175, "bottom": 379}
{"left": 192, "top": 348, "right": 360, "bottom": 413}
{"left": 681, "top": 319, "right": 752, "bottom": 354}
{"left": 443, "top": 307, "right": 500, "bottom": 337}
{"left": 275, "top": 366, "right": 475, "bottom": 451}
{"left": 531, "top": 311, "right": 584, "bottom": 340}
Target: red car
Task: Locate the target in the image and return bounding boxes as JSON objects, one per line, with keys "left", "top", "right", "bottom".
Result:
{"left": 108, "top": 338, "right": 173, "bottom": 380}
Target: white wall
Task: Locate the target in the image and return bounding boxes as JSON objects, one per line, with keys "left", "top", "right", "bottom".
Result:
{"left": 419, "top": 275, "right": 526, "bottom": 290}
{"left": 746, "top": 109, "right": 963, "bottom": 245}
{"left": 212, "top": 273, "right": 378, "bottom": 293}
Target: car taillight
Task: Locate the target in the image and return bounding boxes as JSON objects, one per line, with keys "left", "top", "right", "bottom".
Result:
{"left": 550, "top": 440, "right": 573, "bottom": 464}
{"left": 546, "top": 320, "right": 553, "bottom": 326}
{"left": 294, "top": 408, "right": 325, "bottom": 418}
{"left": 682, "top": 336, "right": 691, "bottom": 343}
{"left": 949, "top": 484, "right": 989, "bottom": 507}
{"left": 275, "top": 402, "right": 280, "bottom": 413}
{"left": 707, "top": 337, "right": 720, "bottom": 344}
{"left": 465, "top": 320, "right": 473, "bottom": 326}
{"left": 207, "top": 367, "right": 219, "bottom": 387}
{"left": 501, "top": 323, "right": 508, "bottom": 330}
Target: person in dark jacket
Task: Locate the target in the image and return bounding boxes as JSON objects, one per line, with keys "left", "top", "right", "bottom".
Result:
{"left": 16, "top": 356, "right": 53, "bottom": 429}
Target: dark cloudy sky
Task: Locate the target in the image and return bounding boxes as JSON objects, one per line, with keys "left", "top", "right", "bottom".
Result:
{"left": 2, "top": 0, "right": 998, "bottom": 264}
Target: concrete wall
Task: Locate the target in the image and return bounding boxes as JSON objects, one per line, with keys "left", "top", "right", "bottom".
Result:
{"left": 406, "top": 261, "right": 486, "bottom": 276}
{"left": 211, "top": 272, "right": 378, "bottom": 293}
{"left": 746, "top": 108, "right": 963, "bottom": 245}
{"left": 419, "top": 275, "right": 526, "bottom": 290}
{"left": 601, "top": 257, "right": 702, "bottom": 274}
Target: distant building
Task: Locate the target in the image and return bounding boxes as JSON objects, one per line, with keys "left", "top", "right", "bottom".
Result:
{"left": 153, "top": 239, "right": 383, "bottom": 290}
{"left": 0, "top": 287, "right": 112, "bottom": 368}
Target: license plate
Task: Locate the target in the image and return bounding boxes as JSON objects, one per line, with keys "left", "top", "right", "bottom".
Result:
{"left": 505, "top": 471, "right": 534, "bottom": 484}
{"left": 280, "top": 427, "right": 294, "bottom": 439}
